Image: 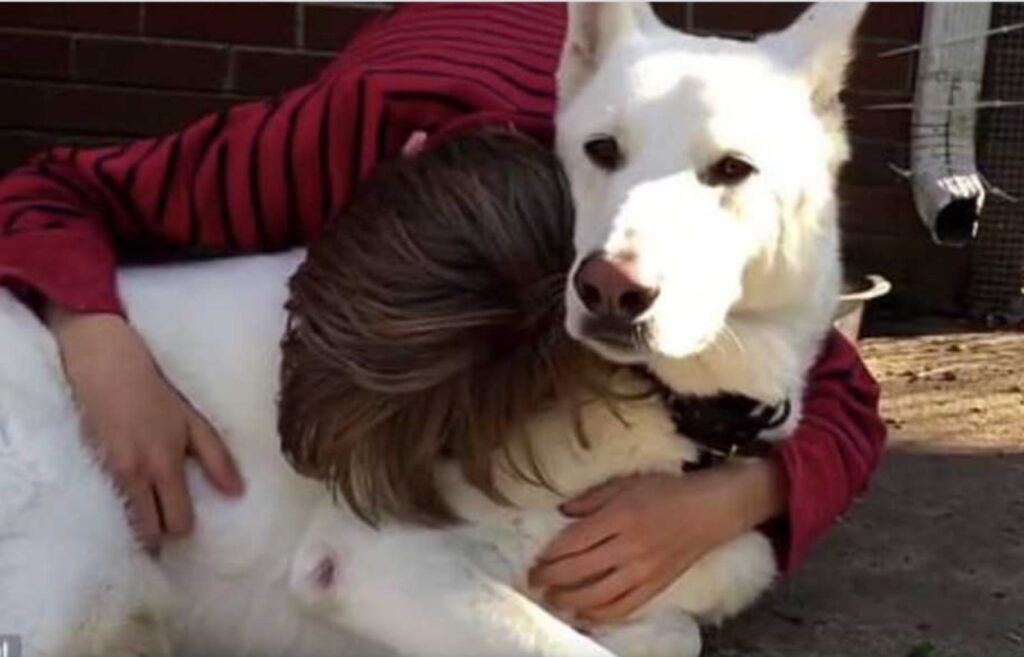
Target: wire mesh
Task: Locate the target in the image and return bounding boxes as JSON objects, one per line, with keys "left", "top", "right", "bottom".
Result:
{"left": 972, "top": 3, "right": 1024, "bottom": 320}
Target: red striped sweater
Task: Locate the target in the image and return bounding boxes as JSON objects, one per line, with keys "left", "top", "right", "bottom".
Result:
{"left": 0, "top": 3, "right": 885, "bottom": 571}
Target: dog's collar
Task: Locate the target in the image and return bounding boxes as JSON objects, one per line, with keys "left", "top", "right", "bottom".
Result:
{"left": 634, "top": 367, "right": 791, "bottom": 470}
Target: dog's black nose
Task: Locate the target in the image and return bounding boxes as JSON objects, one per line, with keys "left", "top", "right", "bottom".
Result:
{"left": 573, "top": 253, "right": 658, "bottom": 320}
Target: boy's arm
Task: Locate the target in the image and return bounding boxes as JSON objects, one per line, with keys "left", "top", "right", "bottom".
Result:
{"left": 0, "top": 64, "right": 363, "bottom": 315}
{"left": 0, "top": 154, "right": 122, "bottom": 313}
{"left": 48, "top": 308, "right": 244, "bottom": 549}
{"left": 0, "top": 55, "right": 380, "bottom": 547}
{"left": 528, "top": 329, "right": 887, "bottom": 622}
{"left": 0, "top": 1, "right": 565, "bottom": 316}
{"left": 773, "top": 329, "right": 887, "bottom": 571}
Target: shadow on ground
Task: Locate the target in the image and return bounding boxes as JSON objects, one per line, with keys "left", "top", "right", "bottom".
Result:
{"left": 708, "top": 449, "right": 1024, "bottom": 657}
{"left": 709, "top": 329, "right": 1024, "bottom": 657}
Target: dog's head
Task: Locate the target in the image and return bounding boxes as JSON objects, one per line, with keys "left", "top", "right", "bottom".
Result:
{"left": 558, "top": 3, "right": 864, "bottom": 365}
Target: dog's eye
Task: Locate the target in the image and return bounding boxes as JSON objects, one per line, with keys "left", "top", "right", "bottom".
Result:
{"left": 705, "top": 155, "right": 757, "bottom": 186}
{"left": 584, "top": 135, "right": 623, "bottom": 171}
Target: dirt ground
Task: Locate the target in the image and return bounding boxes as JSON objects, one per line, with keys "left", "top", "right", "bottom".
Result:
{"left": 708, "top": 326, "right": 1024, "bottom": 657}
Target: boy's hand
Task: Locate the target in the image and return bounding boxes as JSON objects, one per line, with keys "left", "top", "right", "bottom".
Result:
{"left": 48, "top": 309, "right": 244, "bottom": 551}
{"left": 528, "top": 461, "right": 785, "bottom": 624}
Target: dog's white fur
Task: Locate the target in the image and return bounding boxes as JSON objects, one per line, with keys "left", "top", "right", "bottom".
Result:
{"left": 0, "top": 4, "right": 862, "bottom": 657}
{"left": 560, "top": 3, "right": 859, "bottom": 400}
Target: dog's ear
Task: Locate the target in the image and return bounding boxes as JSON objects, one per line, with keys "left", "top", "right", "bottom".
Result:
{"left": 558, "top": 3, "right": 661, "bottom": 103}
{"left": 760, "top": 3, "right": 866, "bottom": 117}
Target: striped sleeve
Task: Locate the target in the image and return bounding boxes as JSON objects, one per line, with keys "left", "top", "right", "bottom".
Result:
{"left": 0, "top": 154, "right": 122, "bottom": 313}
{"left": 0, "top": 6, "right": 393, "bottom": 315}
{"left": 0, "top": 63, "right": 375, "bottom": 314}
{"left": 0, "top": 3, "right": 565, "bottom": 315}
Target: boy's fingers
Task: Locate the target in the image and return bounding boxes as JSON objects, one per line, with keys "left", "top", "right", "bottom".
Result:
{"left": 126, "top": 484, "right": 162, "bottom": 552}
{"left": 578, "top": 578, "right": 661, "bottom": 624}
{"left": 154, "top": 461, "right": 195, "bottom": 537}
{"left": 187, "top": 415, "right": 244, "bottom": 496}
{"left": 547, "top": 566, "right": 637, "bottom": 614}
{"left": 402, "top": 130, "right": 429, "bottom": 157}
{"left": 560, "top": 477, "right": 629, "bottom": 518}
{"left": 529, "top": 535, "right": 626, "bottom": 589}
{"left": 536, "top": 514, "right": 617, "bottom": 565}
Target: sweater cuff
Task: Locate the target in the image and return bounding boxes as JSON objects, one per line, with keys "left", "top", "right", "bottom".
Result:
{"left": 760, "top": 451, "right": 795, "bottom": 572}
{"left": 0, "top": 231, "right": 124, "bottom": 317}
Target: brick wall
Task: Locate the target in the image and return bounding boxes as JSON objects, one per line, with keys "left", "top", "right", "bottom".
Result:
{"left": 0, "top": 3, "right": 384, "bottom": 166}
{"left": 0, "top": 2, "right": 957, "bottom": 313}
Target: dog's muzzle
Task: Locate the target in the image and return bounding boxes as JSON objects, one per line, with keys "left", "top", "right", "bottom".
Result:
{"left": 579, "top": 314, "right": 649, "bottom": 353}
{"left": 572, "top": 251, "right": 658, "bottom": 356}
{"left": 572, "top": 252, "right": 659, "bottom": 322}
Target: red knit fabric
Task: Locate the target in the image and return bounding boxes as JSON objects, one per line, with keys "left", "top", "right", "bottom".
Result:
{"left": 775, "top": 331, "right": 886, "bottom": 571}
{"left": 0, "top": 3, "right": 564, "bottom": 313}
{"left": 0, "top": 2, "right": 885, "bottom": 572}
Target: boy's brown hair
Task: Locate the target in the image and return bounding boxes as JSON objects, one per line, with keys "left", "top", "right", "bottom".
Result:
{"left": 279, "top": 130, "right": 606, "bottom": 525}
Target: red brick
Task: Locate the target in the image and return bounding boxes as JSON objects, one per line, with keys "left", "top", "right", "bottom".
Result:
{"left": 74, "top": 36, "right": 228, "bottom": 92}
{"left": 691, "top": 3, "right": 809, "bottom": 35}
{"left": 651, "top": 4, "right": 690, "bottom": 32}
{"left": 848, "top": 40, "right": 914, "bottom": 96}
{"left": 303, "top": 4, "right": 386, "bottom": 52}
{"left": 841, "top": 231, "right": 913, "bottom": 286}
{"left": 902, "top": 238, "right": 971, "bottom": 313}
{"left": 838, "top": 183, "right": 918, "bottom": 236}
{"left": 144, "top": 3, "right": 296, "bottom": 47}
{"left": 842, "top": 138, "right": 910, "bottom": 187}
{"left": 0, "top": 130, "right": 55, "bottom": 172}
{"left": 841, "top": 223, "right": 972, "bottom": 313}
{"left": 0, "top": 129, "right": 121, "bottom": 173}
{"left": 860, "top": 3, "right": 923, "bottom": 41}
{"left": 0, "top": 79, "right": 239, "bottom": 137}
{"left": 0, "top": 4, "right": 140, "bottom": 34}
{"left": 0, "top": 30, "right": 71, "bottom": 80}
{"left": 844, "top": 91, "right": 912, "bottom": 142}
{"left": 232, "top": 48, "right": 334, "bottom": 95}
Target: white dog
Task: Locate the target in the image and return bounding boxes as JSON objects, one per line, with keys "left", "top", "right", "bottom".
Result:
{"left": 0, "top": 4, "right": 862, "bottom": 657}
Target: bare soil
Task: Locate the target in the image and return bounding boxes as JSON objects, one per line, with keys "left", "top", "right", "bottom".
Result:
{"left": 708, "top": 327, "right": 1024, "bottom": 657}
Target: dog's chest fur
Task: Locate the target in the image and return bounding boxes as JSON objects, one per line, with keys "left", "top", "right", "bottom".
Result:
{"left": 0, "top": 245, "right": 794, "bottom": 657}
{"left": 442, "top": 389, "right": 698, "bottom": 581}
{"left": 120, "top": 250, "right": 778, "bottom": 632}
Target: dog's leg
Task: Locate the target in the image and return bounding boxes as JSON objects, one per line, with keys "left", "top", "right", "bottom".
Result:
{"left": 0, "top": 292, "right": 168, "bottom": 657}
{"left": 292, "top": 510, "right": 617, "bottom": 657}
{"left": 593, "top": 610, "right": 701, "bottom": 657}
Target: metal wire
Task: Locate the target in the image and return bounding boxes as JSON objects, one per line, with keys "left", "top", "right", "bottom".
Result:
{"left": 877, "top": 20, "right": 1024, "bottom": 58}
{"left": 971, "top": 4, "right": 1024, "bottom": 319}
